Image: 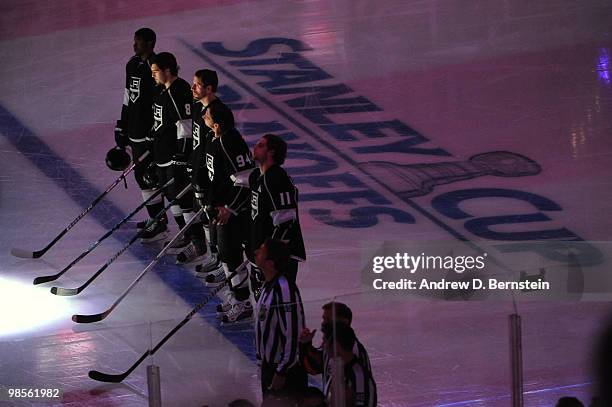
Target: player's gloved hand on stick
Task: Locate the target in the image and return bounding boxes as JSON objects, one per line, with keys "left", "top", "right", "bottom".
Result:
{"left": 114, "top": 120, "right": 129, "bottom": 149}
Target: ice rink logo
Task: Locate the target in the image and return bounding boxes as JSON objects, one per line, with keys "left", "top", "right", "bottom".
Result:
{"left": 186, "top": 36, "right": 600, "bottom": 266}
{"left": 129, "top": 77, "right": 140, "bottom": 103}
{"left": 361, "top": 151, "right": 541, "bottom": 198}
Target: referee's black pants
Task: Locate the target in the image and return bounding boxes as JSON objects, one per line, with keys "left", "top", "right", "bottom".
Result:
{"left": 260, "top": 360, "right": 307, "bottom": 401}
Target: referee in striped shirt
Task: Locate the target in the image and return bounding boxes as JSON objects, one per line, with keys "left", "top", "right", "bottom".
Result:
{"left": 322, "top": 322, "right": 377, "bottom": 407}
{"left": 300, "top": 302, "right": 372, "bottom": 399}
{"left": 254, "top": 238, "right": 307, "bottom": 400}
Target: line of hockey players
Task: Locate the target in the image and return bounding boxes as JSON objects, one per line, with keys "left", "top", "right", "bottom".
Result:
{"left": 110, "top": 28, "right": 376, "bottom": 406}
{"left": 110, "top": 28, "right": 305, "bottom": 325}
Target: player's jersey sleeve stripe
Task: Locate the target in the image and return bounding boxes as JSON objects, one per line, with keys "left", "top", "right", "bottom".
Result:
{"left": 231, "top": 168, "right": 256, "bottom": 187}
{"left": 176, "top": 119, "right": 192, "bottom": 139}
{"left": 270, "top": 208, "right": 297, "bottom": 226}
{"left": 123, "top": 88, "right": 129, "bottom": 106}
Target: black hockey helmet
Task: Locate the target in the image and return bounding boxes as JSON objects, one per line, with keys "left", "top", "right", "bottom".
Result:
{"left": 142, "top": 162, "right": 159, "bottom": 189}
{"left": 105, "top": 147, "right": 131, "bottom": 171}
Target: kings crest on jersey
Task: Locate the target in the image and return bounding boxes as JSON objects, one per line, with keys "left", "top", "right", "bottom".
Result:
{"left": 206, "top": 153, "right": 215, "bottom": 181}
{"left": 251, "top": 191, "right": 259, "bottom": 219}
{"left": 153, "top": 103, "right": 163, "bottom": 131}
{"left": 193, "top": 122, "right": 201, "bottom": 150}
{"left": 129, "top": 76, "right": 141, "bottom": 103}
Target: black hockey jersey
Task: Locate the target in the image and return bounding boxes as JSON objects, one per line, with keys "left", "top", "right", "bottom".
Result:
{"left": 148, "top": 77, "right": 193, "bottom": 166}
{"left": 248, "top": 165, "right": 306, "bottom": 261}
{"left": 118, "top": 55, "right": 158, "bottom": 142}
{"left": 191, "top": 98, "right": 235, "bottom": 204}
{"left": 205, "top": 128, "right": 253, "bottom": 212}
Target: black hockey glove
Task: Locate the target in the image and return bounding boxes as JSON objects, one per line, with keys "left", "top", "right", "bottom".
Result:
{"left": 114, "top": 120, "right": 129, "bottom": 149}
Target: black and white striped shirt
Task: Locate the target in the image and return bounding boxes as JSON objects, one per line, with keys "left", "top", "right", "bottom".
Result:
{"left": 323, "top": 339, "right": 372, "bottom": 400}
{"left": 343, "top": 356, "right": 377, "bottom": 407}
{"left": 255, "top": 274, "right": 305, "bottom": 374}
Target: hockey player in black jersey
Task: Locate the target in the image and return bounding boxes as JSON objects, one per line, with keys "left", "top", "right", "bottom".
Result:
{"left": 147, "top": 52, "right": 206, "bottom": 264}
{"left": 200, "top": 102, "right": 253, "bottom": 323}
{"left": 114, "top": 28, "right": 167, "bottom": 239}
{"left": 246, "top": 134, "right": 305, "bottom": 285}
{"left": 190, "top": 69, "right": 235, "bottom": 275}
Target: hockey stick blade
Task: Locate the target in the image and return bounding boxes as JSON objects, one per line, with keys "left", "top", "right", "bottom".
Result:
{"left": 75, "top": 206, "right": 202, "bottom": 324}
{"left": 11, "top": 151, "right": 150, "bottom": 261}
{"left": 33, "top": 274, "right": 60, "bottom": 285}
{"left": 49, "top": 184, "right": 190, "bottom": 298}
{"left": 88, "top": 369, "right": 128, "bottom": 383}
{"left": 50, "top": 286, "right": 78, "bottom": 296}
{"left": 86, "top": 275, "right": 237, "bottom": 383}
{"left": 11, "top": 247, "right": 38, "bottom": 259}
{"left": 72, "top": 310, "right": 109, "bottom": 324}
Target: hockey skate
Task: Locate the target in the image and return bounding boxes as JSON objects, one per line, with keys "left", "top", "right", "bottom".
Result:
{"left": 137, "top": 215, "right": 167, "bottom": 230}
{"left": 203, "top": 267, "right": 226, "bottom": 287}
{"left": 164, "top": 235, "right": 190, "bottom": 255}
{"left": 195, "top": 252, "right": 221, "bottom": 275}
{"left": 136, "top": 218, "right": 154, "bottom": 229}
{"left": 140, "top": 220, "right": 169, "bottom": 243}
{"left": 216, "top": 289, "right": 235, "bottom": 315}
{"left": 221, "top": 299, "right": 253, "bottom": 325}
{"left": 176, "top": 241, "right": 209, "bottom": 265}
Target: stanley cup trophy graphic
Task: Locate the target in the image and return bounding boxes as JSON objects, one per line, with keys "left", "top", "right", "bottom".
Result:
{"left": 360, "top": 151, "right": 542, "bottom": 198}
{"left": 361, "top": 151, "right": 544, "bottom": 301}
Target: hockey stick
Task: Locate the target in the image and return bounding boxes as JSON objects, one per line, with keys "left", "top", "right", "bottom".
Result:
{"left": 73, "top": 206, "right": 206, "bottom": 324}
{"left": 50, "top": 184, "right": 193, "bottom": 296}
{"left": 11, "top": 150, "right": 151, "bottom": 259}
{"left": 32, "top": 177, "right": 174, "bottom": 286}
{"left": 88, "top": 261, "right": 247, "bottom": 382}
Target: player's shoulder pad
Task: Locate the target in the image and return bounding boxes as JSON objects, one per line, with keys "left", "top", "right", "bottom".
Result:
{"left": 193, "top": 100, "right": 204, "bottom": 115}
{"left": 225, "top": 128, "right": 247, "bottom": 145}
{"left": 269, "top": 164, "right": 289, "bottom": 177}
{"left": 267, "top": 165, "right": 292, "bottom": 185}
{"left": 175, "top": 77, "right": 192, "bottom": 92}
{"left": 249, "top": 167, "right": 262, "bottom": 184}
{"left": 127, "top": 55, "right": 140, "bottom": 66}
